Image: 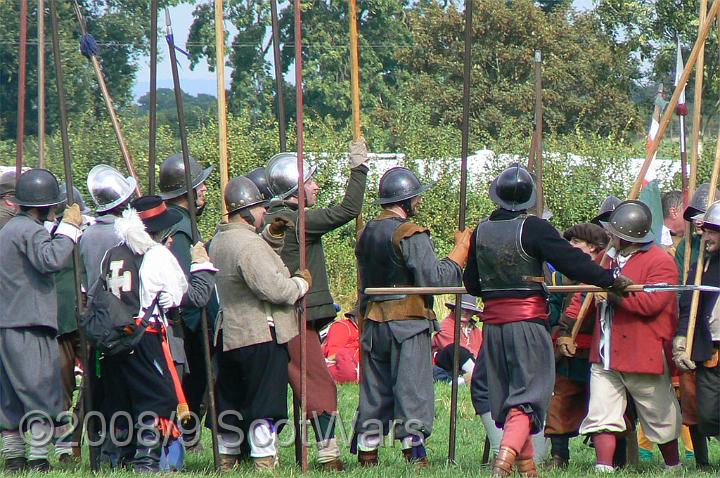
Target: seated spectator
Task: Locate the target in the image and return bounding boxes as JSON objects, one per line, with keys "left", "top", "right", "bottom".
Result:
{"left": 322, "top": 308, "right": 359, "bottom": 383}
{"left": 432, "top": 294, "right": 482, "bottom": 362}
{"left": 433, "top": 344, "right": 475, "bottom": 385}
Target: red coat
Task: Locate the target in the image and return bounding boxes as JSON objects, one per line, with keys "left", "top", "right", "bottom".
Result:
{"left": 322, "top": 319, "right": 359, "bottom": 383}
{"left": 586, "top": 245, "right": 678, "bottom": 375}
{"left": 432, "top": 314, "right": 483, "bottom": 362}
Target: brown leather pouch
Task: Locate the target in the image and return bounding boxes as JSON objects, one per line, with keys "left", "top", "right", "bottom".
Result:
{"left": 703, "top": 349, "right": 719, "bottom": 368}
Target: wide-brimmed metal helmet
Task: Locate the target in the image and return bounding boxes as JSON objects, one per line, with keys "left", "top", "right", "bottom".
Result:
{"left": 601, "top": 200, "right": 654, "bottom": 243}
{"left": 158, "top": 153, "right": 213, "bottom": 200}
{"left": 59, "top": 184, "right": 91, "bottom": 215}
{"left": 377, "top": 167, "right": 431, "bottom": 205}
{"left": 266, "top": 152, "right": 317, "bottom": 199}
{"left": 591, "top": 195, "right": 622, "bottom": 225}
{"left": 489, "top": 163, "right": 536, "bottom": 211}
{"left": 9, "top": 169, "right": 63, "bottom": 207}
{"left": 702, "top": 200, "right": 720, "bottom": 231}
{"left": 245, "top": 167, "right": 272, "bottom": 200}
{"left": 684, "top": 183, "right": 720, "bottom": 221}
{"left": 87, "top": 165, "right": 137, "bottom": 213}
{"left": 224, "top": 176, "right": 267, "bottom": 215}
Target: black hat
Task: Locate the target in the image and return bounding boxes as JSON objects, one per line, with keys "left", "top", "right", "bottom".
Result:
{"left": 489, "top": 163, "right": 536, "bottom": 211}
{"left": 9, "top": 169, "right": 64, "bottom": 207}
{"left": 131, "top": 195, "right": 182, "bottom": 233}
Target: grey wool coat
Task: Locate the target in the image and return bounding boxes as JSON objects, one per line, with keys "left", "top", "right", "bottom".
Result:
{"left": 0, "top": 213, "right": 76, "bottom": 332}
{"left": 209, "top": 222, "right": 303, "bottom": 351}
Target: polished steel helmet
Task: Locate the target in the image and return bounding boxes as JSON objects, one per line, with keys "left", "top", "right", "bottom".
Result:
{"left": 489, "top": 163, "right": 537, "bottom": 211}
{"left": 224, "top": 176, "right": 267, "bottom": 215}
{"left": 684, "top": 183, "right": 720, "bottom": 221}
{"left": 702, "top": 200, "right": 720, "bottom": 231}
{"left": 245, "top": 167, "right": 272, "bottom": 200}
{"left": 158, "top": 153, "right": 213, "bottom": 200}
{"left": 87, "top": 165, "right": 137, "bottom": 213}
{"left": 266, "top": 152, "right": 317, "bottom": 199}
{"left": 601, "top": 200, "right": 654, "bottom": 243}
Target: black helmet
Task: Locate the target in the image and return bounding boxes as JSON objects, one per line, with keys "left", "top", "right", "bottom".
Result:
{"left": 489, "top": 163, "right": 536, "bottom": 211}
{"left": 59, "top": 184, "right": 91, "bottom": 215}
{"left": 224, "top": 176, "right": 267, "bottom": 215}
{"left": 591, "top": 195, "right": 622, "bottom": 225}
{"left": 158, "top": 153, "right": 213, "bottom": 200}
{"left": 9, "top": 169, "right": 63, "bottom": 207}
{"left": 377, "top": 167, "right": 431, "bottom": 205}
{"left": 601, "top": 200, "right": 654, "bottom": 243}
{"left": 684, "top": 183, "right": 720, "bottom": 221}
{"left": 246, "top": 167, "right": 272, "bottom": 200}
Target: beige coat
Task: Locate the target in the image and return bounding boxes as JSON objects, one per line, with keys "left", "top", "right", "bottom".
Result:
{"left": 210, "top": 222, "right": 302, "bottom": 351}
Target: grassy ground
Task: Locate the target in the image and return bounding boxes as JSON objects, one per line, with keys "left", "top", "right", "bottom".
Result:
{"left": 18, "top": 382, "right": 720, "bottom": 477}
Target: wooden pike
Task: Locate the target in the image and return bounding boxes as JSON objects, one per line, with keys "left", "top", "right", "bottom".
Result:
{"left": 149, "top": 0, "right": 158, "bottom": 194}
{"left": 448, "top": 0, "right": 472, "bottom": 463}
{"left": 72, "top": 0, "right": 141, "bottom": 196}
{"left": 270, "top": 0, "right": 287, "bottom": 152}
{"left": 364, "top": 284, "right": 719, "bottom": 296}
{"left": 16, "top": 0, "right": 28, "bottom": 183}
{"left": 215, "top": 0, "right": 229, "bottom": 214}
{"left": 38, "top": 0, "right": 46, "bottom": 168}
{"left": 684, "top": 0, "right": 707, "bottom": 284}
{"left": 529, "top": 51, "right": 544, "bottom": 216}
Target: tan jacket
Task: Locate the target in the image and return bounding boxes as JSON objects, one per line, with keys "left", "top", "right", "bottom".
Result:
{"left": 210, "top": 222, "right": 302, "bottom": 351}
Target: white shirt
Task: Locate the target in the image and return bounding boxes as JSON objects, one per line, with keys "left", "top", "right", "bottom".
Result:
{"left": 138, "top": 244, "right": 188, "bottom": 323}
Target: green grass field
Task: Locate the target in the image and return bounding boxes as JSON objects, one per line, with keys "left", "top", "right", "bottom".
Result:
{"left": 22, "top": 382, "right": 720, "bottom": 477}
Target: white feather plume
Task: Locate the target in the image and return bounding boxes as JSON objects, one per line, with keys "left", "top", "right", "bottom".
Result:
{"left": 114, "top": 207, "right": 158, "bottom": 255}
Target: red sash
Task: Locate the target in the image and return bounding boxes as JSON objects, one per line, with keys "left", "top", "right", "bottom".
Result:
{"left": 480, "top": 297, "right": 548, "bottom": 325}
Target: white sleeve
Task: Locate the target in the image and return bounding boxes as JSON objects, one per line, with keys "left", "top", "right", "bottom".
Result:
{"left": 139, "top": 245, "right": 189, "bottom": 313}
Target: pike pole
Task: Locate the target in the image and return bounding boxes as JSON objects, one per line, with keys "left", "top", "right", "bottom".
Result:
{"left": 214, "top": 0, "right": 229, "bottom": 214}
{"left": 48, "top": 0, "right": 98, "bottom": 469}
{"left": 294, "top": 0, "right": 309, "bottom": 468}
{"left": 149, "top": 0, "right": 158, "bottom": 194}
{"left": 532, "top": 51, "right": 544, "bottom": 216}
{"left": 38, "top": 0, "right": 46, "bottom": 168}
{"left": 16, "top": 0, "right": 27, "bottom": 183}
{"left": 364, "top": 284, "right": 720, "bottom": 296}
{"left": 71, "top": 0, "right": 141, "bottom": 195}
{"left": 571, "top": 0, "right": 720, "bottom": 342}
{"left": 270, "top": 0, "right": 286, "bottom": 151}
{"left": 684, "top": 0, "right": 707, "bottom": 283}
{"left": 165, "top": 10, "right": 221, "bottom": 470}
{"left": 448, "top": 0, "right": 472, "bottom": 463}
{"left": 675, "top": 40, "right": 689, "bottom": 206}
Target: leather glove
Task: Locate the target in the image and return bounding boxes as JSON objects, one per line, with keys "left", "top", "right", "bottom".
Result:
{"left": 672, "top": 336, "right": 696, "bottom": 371}
{"left": 158, "top": 291, "right": 175, "bottom": 310}
{"left": 176, "top": 403, "right": 191, "bottom": 425}
{"left": 448, "top": 229, "right": 473, "bottom": 269}
{"left": 61, "top": 203, "right": 83, "bottom": 228}
{"left": 295, "top": 269, "right": 312, "bottom": 291}
{"left": 607, "top": 274, "right": 634, "bottom": 297}
{"left": 556, "top": 336, "right": 577, "bottom": 357}
{"left": 348, "top": 138, "right": 369, "bottom": 169}
{"left": 269, "top": 217, "right": 294, "bottom": 237}
{"left": 190, "top": 241, "right": 210, "bottom": 264}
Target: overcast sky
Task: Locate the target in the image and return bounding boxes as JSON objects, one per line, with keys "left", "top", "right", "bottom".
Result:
{"left": 133, "top": 0, "right": 595, "bottom": 100}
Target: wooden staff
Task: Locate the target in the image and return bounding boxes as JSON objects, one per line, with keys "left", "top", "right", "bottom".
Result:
{"left": 48, "top": 0, "right": 98, "bottom": 469}
{"left": 72, "top": 0, "right": 141, "bottom": 195}
{"left": 215, "top": 0, "right": 229, "bottom": 214}
{"left": 294, "top": 0, "right": 309, "bottom": 468}
{"left": 38, "top": 0, "right": 46, "bottom": 168}
{"left": 533, "top": 50, "right": 544, "bottom": 216}
{"left": 148, "top": 0, "right": 158, "bottom": 194}
{"left": 571, "top": 0, "right": 720, "bottom": 341}
{"left": 165, "top": 9, "right": 221, "bottom": 470}
{"left": 270, "top": 0, "right": 287, "bottom": 152}
{"left": 684, "top": 0, "right": 707, "bottom": 284}
{"left": 16, "top": 0, "right": 28, "bottom": 183}
{"left": 448, "top": 0, "right": 472, "bottom": 463}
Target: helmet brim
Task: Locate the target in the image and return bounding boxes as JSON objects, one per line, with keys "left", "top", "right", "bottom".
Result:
{"left": 224, "top": 199, "right": 270, "bottom": 216}
{"left": 488, "top": 177, "right": 537, "bottom": 212}
{"left": 684, "top": 206, "right": 705, "bottom": 222}
{"left": 376, "top": 183, "right": 433, "bottom": 205}
{"left": 8, "top": 195, "right": 64, "bottom": 208}
{"left": 600, "top": 220, "right": 655, "bottom": 244}
{"left": 159, "top": 165, "right": 214, "bottom": 200}
{"left": 94, "top": 176, "right": 137, "bottom": 213}
{"left": 276, "top": 163, "right": 319, "bottom": 200}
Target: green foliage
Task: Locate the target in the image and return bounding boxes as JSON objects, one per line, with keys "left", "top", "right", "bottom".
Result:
{"left": 134, "top": 88, "right": 218, "bottom": 135}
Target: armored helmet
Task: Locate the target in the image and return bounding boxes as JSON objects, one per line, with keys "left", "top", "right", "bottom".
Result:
{"left": 591, "top": 195, "right": 622, "bottom": 225}
{"left": 489, "top": 163, "right": 536, "bottom": 211}
{"left": 158, "top": 153, "right": 213, "bottom": 200}
{"left": 601, "top": 200, "right": 654, "bottom": 243}
{"left": 9, "top": 169, "right": 63, "bottom": 207}
{"left": 59, "top": 184, "right": 91, "bottom": 215}
{"left": 245, "top": 167, "right": 272, "bottom": 200}
{"left": 684, "top": 183, "right": 720, "bottom": 221}
{"left": 87, "top": 165, "right": 137, "bottom": 213}
{"left": 377, "top": 167, "right": 431, "bottom": 205}
{"left": 266, "top": 152, "right": 317, "bottom": 199}
{"left": 702, "top": 200, "right": 720, "bottom": 231}
{"left": 225, "top": 176, "right": 267, "bottom": 215}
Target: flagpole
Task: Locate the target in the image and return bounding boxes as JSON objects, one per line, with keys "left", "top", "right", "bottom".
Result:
{"left": 684, "top": 0, "right": 707, "bottom": 284}
{"left": 215, "top": 0, "right": 229, "bottom": 215}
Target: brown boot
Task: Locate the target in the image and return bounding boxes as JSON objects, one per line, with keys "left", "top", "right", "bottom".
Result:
{"left": 516, "top": 458, "right": 540, "bottom": 477}
{"left": 547, "top": 455, "right": 567, "bottom": 470}
{"left": 320, "top": 458, "right": 345, "bottom": 471}
{"left": 219, "top": 454, "right": 239, "bottom": 472}
{"left": 253, "top": 455, "right": 276, "bottom": 471}
{"left": 401, "top": 448, "right": 429, "bottom": 468}
{"left": 491, "top": 445, "right": 517, "bottom": 477}
{"left": 358, "top": 449, "right": 379, "bottom": 467}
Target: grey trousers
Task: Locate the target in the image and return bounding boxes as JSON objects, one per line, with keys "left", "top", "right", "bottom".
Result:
{"left": 356, "top": 320, "right": 435, "bottom": 441}
{"left": 0, "top": 327, "right": 63, "bottom": 430}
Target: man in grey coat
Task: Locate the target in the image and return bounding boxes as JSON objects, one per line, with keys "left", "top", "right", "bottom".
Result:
{"left": 354, "top": 167, "right": 471, "bottom": 466}
{"left": 0, "top": 169, "right": 83, "bottom": 473}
